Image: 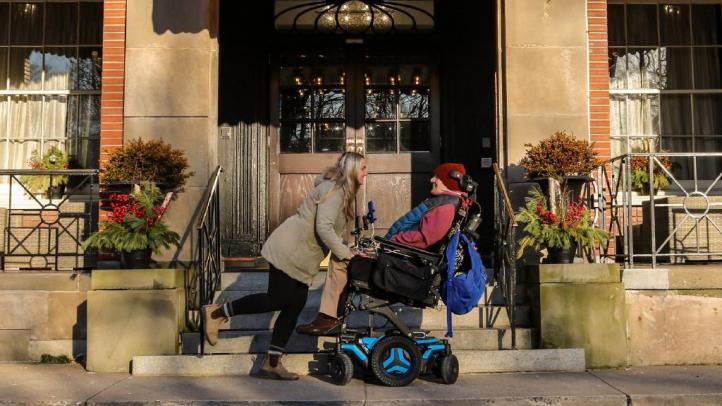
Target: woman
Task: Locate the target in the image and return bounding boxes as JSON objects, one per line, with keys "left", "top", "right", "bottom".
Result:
{"left": 203, "top": 151, "right": 368, "bottom": 380}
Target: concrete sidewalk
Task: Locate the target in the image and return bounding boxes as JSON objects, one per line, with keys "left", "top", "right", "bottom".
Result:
{"left": 2, "top": 364, "right": 722, "bottom": 405}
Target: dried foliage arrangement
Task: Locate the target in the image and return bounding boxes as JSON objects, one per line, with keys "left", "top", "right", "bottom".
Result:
{"left": 102, "top": 138, "right": 193, "bottom": 190}
{"left": 520, "top": 131, "right": 601, "bottom": 179}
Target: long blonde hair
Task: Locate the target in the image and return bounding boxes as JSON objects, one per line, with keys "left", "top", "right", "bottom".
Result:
{"left": 319, "top": 151, "right": 366, "bottom": 222}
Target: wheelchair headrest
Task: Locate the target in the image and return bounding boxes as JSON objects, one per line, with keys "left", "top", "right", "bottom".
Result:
{"left": 449, "top": 170, "right": 478, "bottom": 196}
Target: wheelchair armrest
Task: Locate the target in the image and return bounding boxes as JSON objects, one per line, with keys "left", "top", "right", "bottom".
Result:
{"left": 373, "top": 236, "right": 441, "bottom": 264}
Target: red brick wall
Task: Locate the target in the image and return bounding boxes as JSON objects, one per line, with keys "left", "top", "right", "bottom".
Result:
{"left": 99, "top": 0, "right": 127, "bottom": 169}
{"left": 588, "top": 0, "right": 611, "bottom": 160}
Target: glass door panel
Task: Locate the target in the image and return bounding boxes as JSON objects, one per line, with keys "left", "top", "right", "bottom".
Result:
{"left": 279, "top": 65, "right": 346, "bottom": 153}
{"left": 364, "top": 65, "right": 430, "bottom": 153}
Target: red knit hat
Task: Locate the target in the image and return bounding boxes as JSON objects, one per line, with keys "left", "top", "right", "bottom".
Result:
{"left": 433, "top": 163, "right": 466, "bottom": 192}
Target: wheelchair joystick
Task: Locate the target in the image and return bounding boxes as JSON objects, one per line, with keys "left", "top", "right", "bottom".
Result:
{"left": 367, "top": 201, "right": 376, "bottom": 224}
{"left": 353, "top": 201, "right": 378, "bottom": 250}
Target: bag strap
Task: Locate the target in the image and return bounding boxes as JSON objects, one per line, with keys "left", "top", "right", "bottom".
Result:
{"left": 444, "top": 230, "right": 461, "bottom": 337}
{"left": 460, "top": 233, "right": 482, "bottom": 275}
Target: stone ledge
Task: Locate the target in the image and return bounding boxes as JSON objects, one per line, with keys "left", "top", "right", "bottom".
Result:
{"left": 0, "top": 272, "right": 89, "bottom": 291}
{"left": 536, "top": 264, "right": 621, "bottom": 284}
{"left": 623, "top": 267, "right": 722, "bottom": 290}
{"left": 132, "top": 348, "right": 586, "bottom": 376}
{"left": 91, "top": 269, "right": 183, "bottom": 290}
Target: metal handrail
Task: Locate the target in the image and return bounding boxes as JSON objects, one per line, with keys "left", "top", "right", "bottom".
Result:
{"left": 492, "top": 163, "right": 518, "bottom": 349}
{"left": 493, "top": 164, "right": 516, "bottom": 226}
{"left": 196, "top": 166, "right": 223, "bottom": 230}
{"left": 596, "top": 152, "right": 722, "bottom": 268}
{"left": 187, "top": 166, "right": 223, "bottom": 355}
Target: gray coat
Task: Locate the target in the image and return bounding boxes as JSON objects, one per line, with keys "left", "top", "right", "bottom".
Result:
{"left": 261, "top": 176, "right": 353, "bottom": 286}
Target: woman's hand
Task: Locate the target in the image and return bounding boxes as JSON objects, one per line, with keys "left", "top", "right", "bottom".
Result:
{"left": 351, "top": 247, "right": 369, "bottom": 258}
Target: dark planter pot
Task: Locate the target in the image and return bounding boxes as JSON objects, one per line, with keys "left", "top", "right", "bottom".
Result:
{"left": 614, "top": 235, "right": 625, "bottom": 263}
{"left": 562, "top": 175, "right": 594, "bottom": 199}
{"left": 46, "top": 185, "right": 66, "bottom": 199}
{"left": 547, "top": 241, "right": 578, "bottom": 264}
{"left": 532, "top": 177, "right": 552, "bottom": 198}
{"left": 120, "top": 249, "right": 152, "bottom": 269}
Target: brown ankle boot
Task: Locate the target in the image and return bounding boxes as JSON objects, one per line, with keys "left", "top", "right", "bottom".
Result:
{"left": 260, "top": 355, "right": 299, "bottom": 380}
{"left": 203, "top": 304, "right": 227, "bottom": 346}
{"left": 295, "top": 313, "right": 342, "bottom": 336}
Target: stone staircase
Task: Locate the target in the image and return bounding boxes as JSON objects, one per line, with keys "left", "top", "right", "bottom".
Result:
{"left": 132, "top": 263, "right": 585, "bottom": 376}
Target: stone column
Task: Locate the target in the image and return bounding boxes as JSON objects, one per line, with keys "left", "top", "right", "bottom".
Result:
{"left": 533, "top": 263, "right": 628, "bottom": 368}
{"left": 123, "top": 0, "right": 220, "bottom": 264}
{"left": 87, "top": 269, "right": 184, "bottom": 372}
{"left": 502, "top": 0, "right": 590, "bottom": 180}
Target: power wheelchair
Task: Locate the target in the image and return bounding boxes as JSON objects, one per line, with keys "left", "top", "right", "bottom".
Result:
{"left": 326, "top": 171, "right": 482, "bottom": 387}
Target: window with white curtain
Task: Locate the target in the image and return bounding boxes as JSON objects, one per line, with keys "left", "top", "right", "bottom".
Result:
{"left": 608, "top": 1, "right": 722, "bottom": 178}
{"left": 0, "top": 0, "right": 103, "bottom": 172}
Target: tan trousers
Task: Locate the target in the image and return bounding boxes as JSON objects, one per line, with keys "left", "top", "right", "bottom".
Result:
{"left": 318, "top": 257, "right": 349, "bottom": 318}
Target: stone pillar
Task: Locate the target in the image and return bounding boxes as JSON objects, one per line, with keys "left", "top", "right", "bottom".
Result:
{"left": 502, "top": 0, "right": 590, "bottom": 180}
{"left": 534, "top": 263, "right": 628, "bottom": 368}
{"left": 86, "top": 269, "right": 184, "bottom": 372}
{"left": 123, "top": 0, "right": 220, "bottom": 263}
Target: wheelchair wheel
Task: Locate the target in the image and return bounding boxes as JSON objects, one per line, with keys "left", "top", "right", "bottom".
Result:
{"left": 329, "top": 353, "right": 354, "bottom": 385}
{"left": 370, "top": 335, "right": 421, "bottom": 387}
{"left": 435, "top": 354, "right": 459, "bottom": 384}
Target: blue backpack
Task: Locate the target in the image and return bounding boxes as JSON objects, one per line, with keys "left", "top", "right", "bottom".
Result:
{"left": 442, "top": 231, "right": 487, "bottom": 337}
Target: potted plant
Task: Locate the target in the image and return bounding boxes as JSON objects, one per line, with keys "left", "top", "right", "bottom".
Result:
{"left": 520, "top": 131, "right": 601, "bottom": 198}
{"left": 82, "top": 182, "right": 180, "bottom": 269}
{"left": 101, "top": 138, "right": 193, "bottom": 192}
{"left": 630, "top": 152, "right": 672, "bottom": 196}
{"left": 517, "top": 188, "right": 608, "bottom": 263}
{"left": 21, "top": 146, "right": 70, "bottom": 199}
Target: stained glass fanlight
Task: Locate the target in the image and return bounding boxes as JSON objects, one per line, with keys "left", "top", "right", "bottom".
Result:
{"left": 274, "top": 0, "right": 434, "bottom": 34}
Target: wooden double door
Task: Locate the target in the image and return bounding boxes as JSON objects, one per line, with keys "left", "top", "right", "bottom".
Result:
{"left": 268, "top": 48, "right": 440, "bottom": 236}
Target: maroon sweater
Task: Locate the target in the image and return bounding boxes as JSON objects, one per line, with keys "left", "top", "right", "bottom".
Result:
{"left": 390, "top": 191, "right": 464, "bottom": 249}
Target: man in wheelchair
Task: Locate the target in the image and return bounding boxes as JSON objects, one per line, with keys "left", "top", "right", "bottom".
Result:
{"left": 296, "top": 162, "right": 469, "bottom": 336}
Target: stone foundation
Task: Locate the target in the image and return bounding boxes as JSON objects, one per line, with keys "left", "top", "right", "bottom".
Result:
{"left": 0, "top": 272, "right": 89, "bottom": 362}
{"left": 624, "top": 267, "right": 722, "bottom": 365}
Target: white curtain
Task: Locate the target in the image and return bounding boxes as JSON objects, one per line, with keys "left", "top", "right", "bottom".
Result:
{"left": 6, "top": 96, "right": 42, "bottom": 170}
{"left": 3, "top": 49, "right": 74, "bottom": 172}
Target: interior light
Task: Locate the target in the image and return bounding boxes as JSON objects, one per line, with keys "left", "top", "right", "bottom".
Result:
{"left": 294, "top": 69, "right": 304, "bottom": 86}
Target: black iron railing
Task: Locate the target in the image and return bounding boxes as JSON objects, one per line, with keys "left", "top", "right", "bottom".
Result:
{"left": 0, "top": 169, "right": 99, "bottom": 271}
{"left": 596, "top": 152, "right": 722, "bottom": 268}
{"left": 492, "top": 163, "right": 518, "bottom": 349}
{"left": 186, "top": 166, "right": 223, "bottom": 355}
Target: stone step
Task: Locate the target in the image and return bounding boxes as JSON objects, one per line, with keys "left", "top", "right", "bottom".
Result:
{"left": 218, "top": 271, "right": 528, "bottom": 305}
{"left": 207, "top": 303, "right": 531, "bottom": 330}
{"left": 214, "top": 286, "right": 518, "bottom": 309}
{"left": 132, "top": 348, "right": 585, "bottom": 376}
{"left": 181, "top": 328, "right": 535, "bottom": 355}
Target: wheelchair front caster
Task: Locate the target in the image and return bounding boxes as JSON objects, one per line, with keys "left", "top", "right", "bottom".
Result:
{"left": 329, "top": 353, "right": 354, "bottom": 385}
{"left": 370, "top": 335, "right": 422, "bottom": 387}
{"left": 434, "top": 354, "right": 459, "bottom": 384}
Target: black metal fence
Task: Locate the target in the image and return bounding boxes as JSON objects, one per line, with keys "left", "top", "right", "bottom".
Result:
{"left": 0, "top": 169, "right": 99, "bottom": 271}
